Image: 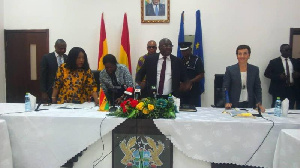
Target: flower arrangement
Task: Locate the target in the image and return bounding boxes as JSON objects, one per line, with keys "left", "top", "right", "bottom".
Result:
{"left": 107, "top": 97, "right": 177, "bottom": 119}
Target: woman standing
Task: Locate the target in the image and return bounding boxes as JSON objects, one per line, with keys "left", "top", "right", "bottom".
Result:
{"left": 223, "top": 45, "right": 265, "bottom": 112}
{"left": 51, "top": 47, "right": 98, "bottom": 104}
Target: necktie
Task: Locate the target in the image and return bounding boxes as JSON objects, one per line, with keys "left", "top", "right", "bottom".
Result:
{"left": 285, "top": 58, "right": 290, "bottom": 84}
{"left": 57, "top": 56, "right": 63, "bottom": 66}
{"left": 158, "top": 56, "right": 166, "bottom": 95}
{"left": 155, "top": 5, "right": 159, "bottom": 16}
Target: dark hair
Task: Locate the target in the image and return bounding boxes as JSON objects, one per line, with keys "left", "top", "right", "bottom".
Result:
{"left": 236, "top": 45, "right": 251, "bottom": 55}
{"left": 55, "top": 39, "right": 66, "bottom": 46}
{"left": 103, "top": 54, "right": 118, "bottom": 65}
{"left": 280, "top": 44, "right": 290, "bottom": 51}
{"left": 65, "top": 47, "right": 90, "bottom": 71}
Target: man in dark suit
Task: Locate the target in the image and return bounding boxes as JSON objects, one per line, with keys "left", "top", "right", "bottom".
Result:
{"left": 40, "top": 39, "right": 67, "bottom": 103}
{"left": 136, "top": 38, "right": 190, "bottom": 98}
{"left": 145, "top": 0, "right": 165, "bottom": 16}
{"left": 264, "top": 44, "right": 300, "bottom": 108}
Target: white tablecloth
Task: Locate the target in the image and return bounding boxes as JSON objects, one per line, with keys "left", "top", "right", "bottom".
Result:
{"left": 0, "top": 119, "right": 13, "bottom": 168}
{"left": 273, "top": 129, "right": 300, "bottom": 168}
{"left": 154, "top": 108, "right": 300, "bottom": 168}
{"left": 0, "top": 103, "right": 125, "bottom": 168}
{"left": 1, "top": 103, "right": 300, "bottom": 168}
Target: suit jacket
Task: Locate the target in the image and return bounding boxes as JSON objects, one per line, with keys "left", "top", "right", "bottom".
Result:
{"left": 40, "top": 52, "right": 67, "bottom": 96}
{"left": 135, "top": 53, "right": 188, "bottom": 97}
{"left": 264, "top": 57, "right": 299, "bottom": 96}
{"left": 222, "top": 63, "right": 262, "bottom": 108}
{"left": 145, "top": 3, "right": 165, "bottom": 16}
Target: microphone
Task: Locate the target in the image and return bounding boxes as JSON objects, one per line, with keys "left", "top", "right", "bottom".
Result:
{"left": 134, "top": 85, "right": 141, "bottom": 100}
{"left": 253, "top": 94, "right": 262, "bottom": 117}
{"left": 123, "top": 87, "right": 134, "bottom": 100}
{"left": 151, "top": 86, "right": 157, "bottom": 99}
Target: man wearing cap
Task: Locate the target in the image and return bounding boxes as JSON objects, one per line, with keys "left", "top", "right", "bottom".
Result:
{"left": 179, "top": 42, "right": 204, "bottom": 106}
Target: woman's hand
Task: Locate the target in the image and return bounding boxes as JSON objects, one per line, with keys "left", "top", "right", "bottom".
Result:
{"left": 257, "top": 103, "right": 265, "bottom": 113}
{"left": 51, "top": 97, "right": 57, "bottom": 104}
{"left": 225, "top": 103, "right": 232, "bottom": 109}
{"left": 92, "top": 92, "right": 99, "bottom": 106}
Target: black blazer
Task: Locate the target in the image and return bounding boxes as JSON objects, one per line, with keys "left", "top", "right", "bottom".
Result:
{"left": 222, "top": 63, "right": 262, "bottom": 108}
{"left": 145, "top": 3, "right": 165, "bottom": 16}
{"left": 264, "top": 57, "right": 299, "bottom": 96}
{"left": 40, "top": 52, "right": 67, "bottom": 95}
{"left": 135, "top": 53, "right": 188, "bottom": 97}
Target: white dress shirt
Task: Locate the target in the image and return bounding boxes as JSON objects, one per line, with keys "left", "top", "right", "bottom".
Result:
{"left": 157, "top": 53, "right": 172, "bottom": 95}
{"left": 55, "top": 52, "right": 64, "bottom": 66}
{"left": 239, "top": 72, "right": 248, "bottom": 102}
{"left": 280, "top": 56, "right": 294, "bottom": 83}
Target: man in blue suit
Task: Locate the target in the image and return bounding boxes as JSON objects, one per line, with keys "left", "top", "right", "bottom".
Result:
{"left": 145, "top": 0, "right": 165, "bottom": 16}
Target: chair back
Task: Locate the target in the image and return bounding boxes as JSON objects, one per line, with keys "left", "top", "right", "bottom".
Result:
{"left": 214, "top": 74, "right": 225, "bottom": 107}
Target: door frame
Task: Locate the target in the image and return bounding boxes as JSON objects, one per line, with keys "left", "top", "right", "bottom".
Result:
{"left": 4, "top": 29, "right": 49, "bottom": 102}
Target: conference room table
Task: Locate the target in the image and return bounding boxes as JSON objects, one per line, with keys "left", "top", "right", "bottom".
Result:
{"left": 0, "top": 103, "right": 300, "bottom": 168}
{"left": 273, "top": 129, "right": 300, "bottom": 168}
{"left": 0, "top": 119, "right": 13, "bottom": 168}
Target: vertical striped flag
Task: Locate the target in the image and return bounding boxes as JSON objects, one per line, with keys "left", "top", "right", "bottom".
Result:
{"left": 119, "top": 13, "right": 132, "bottom": 73}
{"left": 177, "top": 11, "right": 184, "bottom": 58}
{"left": 193, "top": 10, "right": 204, "bottom": 106}
{"left": 98, "top": 13, "right": 109, "bottom": 111}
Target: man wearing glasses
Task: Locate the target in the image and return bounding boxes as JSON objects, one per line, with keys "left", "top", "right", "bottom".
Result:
{"left": 136, "top": 40, "right": 157, "bottom": 97}
{"left": 136, "top": 38, "right": 191, "bottom": 98}
{"left": 264, "top": 44, "right": 300, "bottom": 108}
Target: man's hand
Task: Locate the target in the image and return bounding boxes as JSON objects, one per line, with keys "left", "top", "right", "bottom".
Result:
{"left": 140, "top": 81, "right": 146, "bottom": 90}
{"left": 42, "top": 92, "right": 49, "bottom": 103}
{"left": 115, "top": 98, "right": 123, "bottom": 105}
{"left": 225, "top": 103, "right": 232, "bottom": 109}
{"left": 292, "top": 71, "right": 300, "bottom": 79}
{"left": 279, "top": 73, "right": 287, "bottom": 80}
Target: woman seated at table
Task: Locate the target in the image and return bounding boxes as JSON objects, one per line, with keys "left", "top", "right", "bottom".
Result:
{"left": 99, "top": 54, "right": 133, "bottom": 105}
{"left": 222, "top": 45, "right": 265, "bottom": 112}
{"left": 51, "top": 47, "right": 98, "bottom": 105}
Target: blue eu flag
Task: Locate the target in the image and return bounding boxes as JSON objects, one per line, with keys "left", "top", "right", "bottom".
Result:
{"left": 177, "top": 11, "right": 184, "bottom": 58}
{"left": 193, "top": 10, "right": 204, "bottom": 105}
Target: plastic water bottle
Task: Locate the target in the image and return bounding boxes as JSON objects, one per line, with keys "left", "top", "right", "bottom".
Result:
{"left": 25, "top": 93, "right": 31, "bottom": 112}
{"left": 274, "top": 97, "right": 281, "bottom": 117}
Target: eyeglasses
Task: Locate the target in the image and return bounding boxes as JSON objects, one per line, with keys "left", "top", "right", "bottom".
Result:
{"left": 147, "top": 46, "right": 157, "bottom": 49}
{"left": 161, "top": 44, "right": 173, "bottom": 48}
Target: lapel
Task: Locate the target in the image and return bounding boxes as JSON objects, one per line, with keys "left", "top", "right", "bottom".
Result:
{"left": 170, "top": 54, "right": 175, "bottom": 76}
{"left": 152, "top": 54, "right": 159, "bottom": 84}
{"left": 276, "top": 57, "right": 285, "bottom": 73}
{"left": 51, "top": 52, "right": 58, "bottom": 68}
{"left": 234, "top": 64, "right": 242, "bottom": 88}
{"left": 246, "top": 64, "right": 251, "bottom": 88}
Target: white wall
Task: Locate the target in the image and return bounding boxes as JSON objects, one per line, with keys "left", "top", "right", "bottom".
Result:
{"left": 3, "top": 0, "right": 300, "bottom": 107}
{"left": 0, "top": 0, "right": 5, "bottom": 102}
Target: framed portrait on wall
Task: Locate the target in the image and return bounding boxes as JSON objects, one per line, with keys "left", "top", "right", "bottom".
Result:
{"left": 141, "top": 0, "right": 170, "bottom": 23}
